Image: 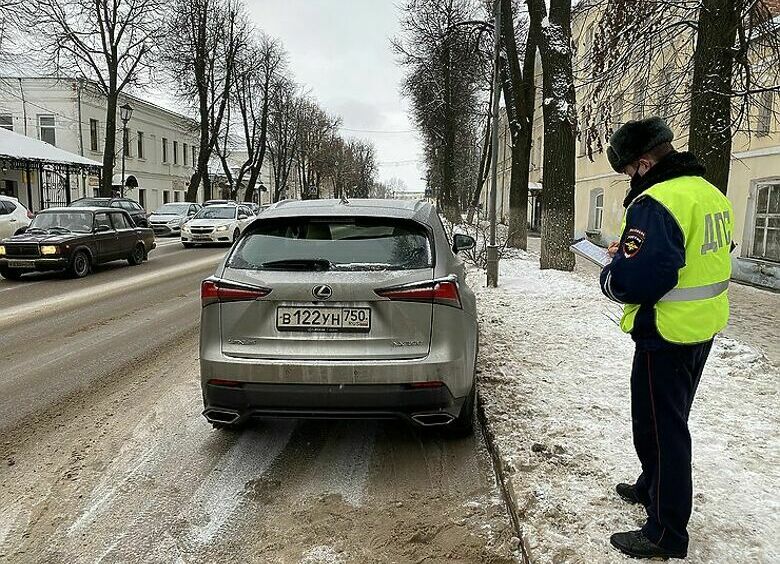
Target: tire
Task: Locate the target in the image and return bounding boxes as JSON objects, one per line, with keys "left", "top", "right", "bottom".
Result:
{"left": 0, "top": 267, "right": 23, "bottom": 281}
{"left": 182, "top": 242, "right": 194, "bottom": 248}
{"left": 444, "top": 384, "right": 475, "bottom": 438}
{"left": 127, "top": 243, "right": 145, "bottom": 266}
{"left": 67, "top": 250, "right": 91, "bottom": 279}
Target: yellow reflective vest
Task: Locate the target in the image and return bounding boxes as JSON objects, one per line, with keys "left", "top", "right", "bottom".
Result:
{"left": 620, "top": 175, "right": 733, "bottom": 344}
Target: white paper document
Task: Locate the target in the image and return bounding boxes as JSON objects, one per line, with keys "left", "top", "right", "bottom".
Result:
{"left": 569, "top": 239, "right": 612, "bottom": 268}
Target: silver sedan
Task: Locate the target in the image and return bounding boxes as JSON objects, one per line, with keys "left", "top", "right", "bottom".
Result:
{"left": 198, "top": 198, "right": 478, "bottom": 436}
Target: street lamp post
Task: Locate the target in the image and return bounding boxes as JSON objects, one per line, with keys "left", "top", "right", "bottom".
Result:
{"left": 486, "top": 0, "right": 501, "bottom": 288}
{"left": 119, "top": 103, "right": 134, "bottom": 197}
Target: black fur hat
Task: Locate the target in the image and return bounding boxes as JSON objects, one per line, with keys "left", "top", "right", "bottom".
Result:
{"left": 607, "top": 117, "right": 674, "bottom": 173}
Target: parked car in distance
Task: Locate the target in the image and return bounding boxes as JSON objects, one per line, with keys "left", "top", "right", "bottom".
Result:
{"left": 203, "top": 199, "right": 237, "bottom": 207}
{"left": 0, "top": 196, "right": 33, "bottom": 240}
{"left": 70, "top": 197, "right": 149, "bottom": 227}
{"left": 181, "top": 204, "right": 254, "bottom": 247}
{"left": 199, "top": 198, "right": 479, "bottom": 436}
{"left": 148, "top": 202, "right": 202, "bottom": 236}
{"left": 0, "top": 207, "right": 155, "bottom": 280}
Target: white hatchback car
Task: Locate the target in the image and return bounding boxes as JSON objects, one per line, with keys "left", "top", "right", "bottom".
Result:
{"left": 181, "top": 204, "right": 254, "bottom": 247}
{"left": 0, "top": 196, "right": 32, "bottom": 240}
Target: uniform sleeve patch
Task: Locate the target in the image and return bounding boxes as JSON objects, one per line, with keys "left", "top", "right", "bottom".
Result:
{"left": 623, "top": 228, "right": 645, "bottom": 258}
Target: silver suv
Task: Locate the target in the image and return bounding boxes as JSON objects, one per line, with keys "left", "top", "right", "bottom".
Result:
{"left": 199, "top": 199, "right": 478, "bottom": 435}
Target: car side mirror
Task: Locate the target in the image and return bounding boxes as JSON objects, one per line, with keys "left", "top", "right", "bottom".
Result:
{"left": 95, "top": 224, "right": 113, "bottom": 233}
{"left": 238, "top": 214, "right": 248, "bottom": 220}
{"left": 452, "top": 233, "right": 476, "bottom": 253}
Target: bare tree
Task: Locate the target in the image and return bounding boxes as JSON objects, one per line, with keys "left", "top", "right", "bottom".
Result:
{"left": 527, "top": 0, "right": 577, "bottom": 271}
{"left": 294, "top": 98, "right": 341, "bottom": 199}
{"left": 165, "top": 0, "right": 247, "bottom": 202}
{"left": 215, "top": 32, "right": 287, "bottom": 202}
{"left": 394, "top": 0, "right": 491, "bottom": 222}
{"left": 0, "top": 1, "right": 23, "bottom": 68}
{"left": 581, "top": 0, "right": 780, "bottom": 194}
{"left": 27, "top": 0, "right": 162, "bottom": 196}
{"left": 267, "top": 79, "right": 301, "bottom": 202}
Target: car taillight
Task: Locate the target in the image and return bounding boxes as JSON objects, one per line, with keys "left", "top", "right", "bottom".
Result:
{"left": 375, "top": 278, "right": 462, "bottom": 308}
{"left": 201, "top": 278, "right": 271, "bottom": 307}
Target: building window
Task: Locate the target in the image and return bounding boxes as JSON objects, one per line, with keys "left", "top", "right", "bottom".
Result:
{"left": 757, "top": 91, "right": 773, "bottom": 137}
{"left": 38, "top": 114, "right": 56, "bottom": 145}
{"left": 173, "top": 141, "right": 179, "bottom": 165}
{"left": 89, "top": 119, "right": 99, "bottom": 151}
{"left": 183, "top": 143, "right": 188, "bottom": 166}
{"left": 579, "top": 114, "right": 588, "bottom": 157}
{"left": 751, "top": 183, "right": 780, "bottom": 262}
{"left": 583, "top": 25, "right": 594, "bottom": 65}
{"left": 589, "top": 188, "right": 605, "bottom": 232}
{"left": 174, "top": 191, "right": 181, "bottom": 202}
{"left": 138, "top": 188, "right": 146, "bottom": 209}
{"left": 192, "top": 146, "right": 197, "bottom": 167}
{"left": 163, "top": 190, "right": 171, "bottom": 204}
{"left": 0, "top": 114, "right": 13, "bottom": 131}
{"left": 162, "top": 138, "right": 169, "bottom": 163}
{"left": 657, "top": 70, "right": 674, "bottom": 122}
{"left": 137, "top": 131, "right": 144, "bottom": 159}
{"left": 123, "top": 128, "right": 132, "bottom": 158}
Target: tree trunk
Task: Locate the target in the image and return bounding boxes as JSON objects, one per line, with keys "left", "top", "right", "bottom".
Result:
{"left": 529, "top": 0, "right": 576, "bottom": 271}
{"left": 688, "top": 0, "right": 739, "bottom": 195}
{"left": 501, "top": 0, "right": 537, "bottom": 251}
{"left": 466, "top": 109, "right": 492, "bottom": 224}
{"left": 100, "top": 90, "right": 119, "bottom": 197}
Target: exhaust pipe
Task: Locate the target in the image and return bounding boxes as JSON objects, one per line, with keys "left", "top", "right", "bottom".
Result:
{"left": 203, "top": 408, "right": 240, "bottom": 425}
{"left": 411, "top": 412, "right": 455, "bottom": 426}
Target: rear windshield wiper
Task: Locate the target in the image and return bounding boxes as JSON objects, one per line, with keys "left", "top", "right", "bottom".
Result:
{"left": 48, "top": 226, "right": 72, "bottom": 233}
{"left": 260, "top": 258, "right": 333, "bottom": 271}
{"left": 25, "top": 227, "right": 48, "bottom": 233}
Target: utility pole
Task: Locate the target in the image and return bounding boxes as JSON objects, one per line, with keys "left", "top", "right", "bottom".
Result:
{"left": 486, "top": 0, "right": 502, "bottom": 288}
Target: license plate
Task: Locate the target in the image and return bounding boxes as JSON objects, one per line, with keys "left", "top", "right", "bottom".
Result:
{"left": 276, "top": 306, "right": 371, "bottom": 332}
{"left": 8, "top": 259, "right": 35, "bottom": 268}
{"left": 193, "top": 235, "right": 210, "bottom": 240}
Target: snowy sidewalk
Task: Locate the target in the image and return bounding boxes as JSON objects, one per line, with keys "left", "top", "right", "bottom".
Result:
{"left": 471, "top": 251, "right": 779, "bottom": 563}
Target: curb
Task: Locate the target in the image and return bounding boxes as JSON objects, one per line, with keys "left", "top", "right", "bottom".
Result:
{"left": 476, "top": 385, "right": 532, "bottom": 564}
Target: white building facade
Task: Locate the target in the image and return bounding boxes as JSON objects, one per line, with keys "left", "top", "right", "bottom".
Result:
{"left": 0, "top": 77, "right": 202, "bottom": 211}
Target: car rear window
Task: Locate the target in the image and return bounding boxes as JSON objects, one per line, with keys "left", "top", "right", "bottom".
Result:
{"left": 228, "top": 217, "right": 433, "bottom": 271}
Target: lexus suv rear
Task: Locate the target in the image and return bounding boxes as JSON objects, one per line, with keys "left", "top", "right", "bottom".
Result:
{"left": 199, "top": 199, "right": 478, "bottom": 435}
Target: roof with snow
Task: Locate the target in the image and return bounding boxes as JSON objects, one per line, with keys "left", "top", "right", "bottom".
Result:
{"left": 0, "top": 128, "right": 101, "bottom": 169}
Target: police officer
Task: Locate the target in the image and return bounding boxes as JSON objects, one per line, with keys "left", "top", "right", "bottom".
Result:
{"left": 600, "top": 117, "right": 733, "bottom": 559}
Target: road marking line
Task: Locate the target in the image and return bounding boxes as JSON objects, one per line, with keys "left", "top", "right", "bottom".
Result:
{"left": 0, "top": 254, "right": 221, "bottom": 330}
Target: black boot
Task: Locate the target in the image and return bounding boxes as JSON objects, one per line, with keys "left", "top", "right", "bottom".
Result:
{"left": 616, "top": 482, "right": 643, "bottom": 505}
{"left": 610, "top": 530, "right": 687, "bottom": 559}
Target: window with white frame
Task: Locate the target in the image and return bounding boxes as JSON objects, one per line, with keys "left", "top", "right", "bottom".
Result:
{"left": 183, "top": 142, "right": 188, "bottom": 166}
{"left": 632, "top": 82, "right": 646, "bottom": 120}
{"left": 38, "top": 114, "right": 56, "bottom": 145}
{"left": 89, "top": 119, "right": 99, "bottom": 151}
{"left": 589, "top": 188, "right": 605, "bottom": 232}
{"left": 173, "top": 140, "right": 179, "bottom": 165}
{"left": 751, "top": 183, "right": 780, "bottom": 262}
{"left": 137, "top": 131, "right": 145, "bottom": 159}
{"left": 161, "top": 138, "right": 169, "bottom": 163}
{"left": 757, "top": 91, "right": 773, "bottom": 137}
{"left": 0, "top": 113, "right": 13, "bottom": 131}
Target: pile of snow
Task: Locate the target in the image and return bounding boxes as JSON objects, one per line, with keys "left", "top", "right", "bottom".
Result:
{"left": 470, "top": 252, "right": 779, "bottom": 563}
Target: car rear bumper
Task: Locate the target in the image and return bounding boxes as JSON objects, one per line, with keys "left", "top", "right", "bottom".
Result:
{"left": 201, "top": 381, "right": 466, "bottom": 427}
{"left": 0, "top": 257, "right": 68, "bottom": 271}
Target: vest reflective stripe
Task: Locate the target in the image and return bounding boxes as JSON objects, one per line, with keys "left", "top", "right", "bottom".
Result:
{"left": 619, "top": 175, "right": 733, "bottom": 344}
{"left": 659, "top": 280, "right": 730, "bottom": 302}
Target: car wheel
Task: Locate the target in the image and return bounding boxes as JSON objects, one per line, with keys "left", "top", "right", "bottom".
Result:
{"left": 67, "top": 250, "right": 91, "bottom": 279}
{"left": 444, "top": 384, "right": 475, "bottom": 438}
{"left": 127, "top": 243, "right": 145, "bottom": 266}
{"left": 0, "top": 267, "right": 23, "bottom": 281}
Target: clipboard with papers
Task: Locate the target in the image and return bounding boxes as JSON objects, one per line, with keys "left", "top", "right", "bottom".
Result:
{"left": 569, "top": 238, "right": 613, "bottom": 268}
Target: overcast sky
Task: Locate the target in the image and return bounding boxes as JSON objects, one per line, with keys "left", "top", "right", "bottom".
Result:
{"left": 249, "top": 0, "right": 424, "bottom": 192}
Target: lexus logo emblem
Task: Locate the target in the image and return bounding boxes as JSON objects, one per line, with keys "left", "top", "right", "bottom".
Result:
{"left": 312, "top": 284, "right": 333, "bottom": 300}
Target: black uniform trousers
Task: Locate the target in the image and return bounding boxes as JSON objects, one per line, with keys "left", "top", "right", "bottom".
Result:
{"left": 630, "top": 339, "right": 713, "bottom": 554}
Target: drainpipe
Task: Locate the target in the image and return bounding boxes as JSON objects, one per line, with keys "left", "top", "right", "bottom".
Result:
{"left": 76, "top": 80, "right": 86, "bottom": 198}
{"left": 18, "top": 78, "right": 27, "bottom": 136}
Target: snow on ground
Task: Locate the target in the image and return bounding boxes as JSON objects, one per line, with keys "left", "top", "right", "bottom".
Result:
{"left": 470, "top": 250, "right": 779, "bottom": 563}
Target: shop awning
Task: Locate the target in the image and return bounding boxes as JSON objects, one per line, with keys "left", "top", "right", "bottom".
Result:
{"left": 0, "top": 128, "right": 101, "bottom": 169}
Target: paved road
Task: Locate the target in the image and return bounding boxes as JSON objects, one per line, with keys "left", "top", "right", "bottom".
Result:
{"left": 0, "top": 239, "right": 517, "bottom": 563}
